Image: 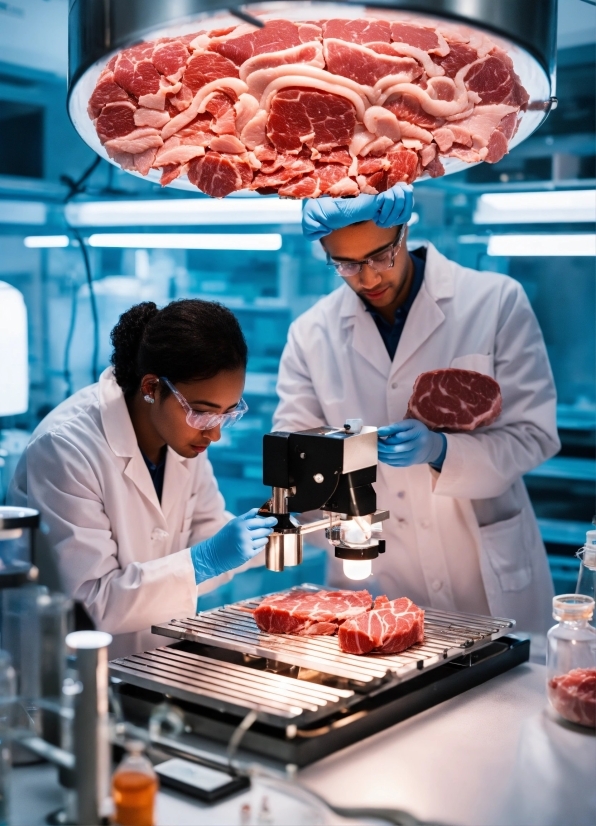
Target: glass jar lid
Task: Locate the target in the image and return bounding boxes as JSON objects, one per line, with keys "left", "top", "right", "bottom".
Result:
{"left": 553, "top": 594, "right": 595, "bottom": 622}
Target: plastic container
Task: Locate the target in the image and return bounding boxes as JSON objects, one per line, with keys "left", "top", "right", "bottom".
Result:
{"left": 546, "top": 595, "right": 596, "bottom": 728}
{"left": 112, "top": 741, "right": 158, "bottom": 826}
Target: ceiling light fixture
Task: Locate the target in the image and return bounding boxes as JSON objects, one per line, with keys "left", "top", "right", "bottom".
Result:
{"left": 86, "top": 233, "right": 283, "bottom": 251}
{"left": 474, "top": 190, "right": 596, "bottom": 224}
{"left": 487, "top": 234, "right": 596, "bottom": 257}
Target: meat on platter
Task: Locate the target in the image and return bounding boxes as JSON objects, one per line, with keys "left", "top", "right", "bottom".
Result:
{"left": 253, "top": 589, "right": 425, "bottom": 656}
{"left": 406, "top": 368, "right": 502, "bottom": 431}
{"left": 547, "top": 667, "right": 596, "bottom": 728}
{"left": 87, "top": 17, "right": 529, "bottom": 197}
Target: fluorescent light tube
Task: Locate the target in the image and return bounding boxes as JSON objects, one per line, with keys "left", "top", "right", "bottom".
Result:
{"left": 66, "top": 198, "right": 303, "bottom": 227}
{"left": 487, "top": 234, "right": 596, "bottom": 257}
{"left": 87, "top": 233, "right": 282, "bottom": 251}
{"left": 24, "top": 235, "right": 70, "bottom": 248}
{"left": 0, "top": 201, "right": 47, "bottom": 226}
{"left": 474, "top": 190, "right": 596, "bottom": 224}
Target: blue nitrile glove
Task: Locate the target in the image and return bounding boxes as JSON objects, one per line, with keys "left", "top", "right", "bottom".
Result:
{"left": 190, "top": 509, "right": 277, "bottom": 584}
{"left": 378, "top": 420, "right": 447, "bottom": 469}
{"left": 302, "top": 183, "right": 414, "bottom": 241}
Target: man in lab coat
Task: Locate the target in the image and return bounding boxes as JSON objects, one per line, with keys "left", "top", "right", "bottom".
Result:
{"left": 273, "top": 185, "right": 560, "bottom": 633}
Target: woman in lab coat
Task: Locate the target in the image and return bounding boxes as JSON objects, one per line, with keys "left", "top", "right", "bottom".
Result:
{"left": 9, "top": 300, "right": 276, "bottom": 657}
{"left": 275, "top": 186, "right": 560, "bottom": 633}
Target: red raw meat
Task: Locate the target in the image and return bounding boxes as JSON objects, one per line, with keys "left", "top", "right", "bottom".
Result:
{"left": 88, "top": 73, "right": 129, "bottom": 119}
{"left": 209, "top": 19, "right": 303, "bottom": 65}
{"left": 465, "top": 54, "right": 515, "bottom": 105}
{"left": 187, "top": 152, "right": 252, "bottom": 197}
{"left": 433, "top": 43, "right": 478, "bottom": 78}
{"left": 384, "top": 93, "right": 445, "bottom": 129}
{"left": 267, "top": 87, "right": 356, "bottom": 153}
{"left": 324, "top": 40, "right": 423, "bottom": 86}
{"left": 95, "top": 101, "right": 136, "bottom": 141}
{"left": 184, "top": 52, "right": 239, "bottom": 94}
{"left": 338, "top": 597, "right": 425, "bottom": 655}
{"left": 323, "top": 18, "right": 391, "bottom": 44}
{"left": 253, "top": 589, "right": 372, "bottom": 636}
{"left": 406, "top": 368, "right": 503, "bottom": 431}
{"left": 114, "top": 54, "right": 161, "bottom": 98}
{"left": 548, "top": 668, "right": 596, "bottom": 728}
{"left": 152, "top": 40, "right": 190, "bottom": 78}
{"left": 88, "top": 17, "right": 529, "bottom": 194}
{"left": 386, "top": 146, "right": 419, "bottom": 186}
{"left": 391, "top": 23, "right": 442, "bottom": 53}
{"left": 318, "top": 147, "right": 352, "bottom": 165}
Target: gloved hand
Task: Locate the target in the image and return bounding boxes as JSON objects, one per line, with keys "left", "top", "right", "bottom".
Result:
{"left": 190, "top": 509, "right": 277, "bottom": 584}
{"left": 302, "top": 183, "right": 414, "bottom": 241}
{"left": 378, "top": 420, "right": 447, "bottom": 469}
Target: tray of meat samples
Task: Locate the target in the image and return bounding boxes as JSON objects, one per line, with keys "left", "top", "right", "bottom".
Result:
{"left": 150, "top": 585, "right": 515, "bottom": 688}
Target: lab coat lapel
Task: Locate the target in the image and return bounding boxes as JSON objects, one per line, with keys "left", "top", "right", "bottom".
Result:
{"left": 99, "top": 368, "right": 163, "bottom": 516}
{"left": 341, "top": 286, "right": 391, "bottom": 380}
{"left": 161, "top": 448, "right": 190, "bottom": 523}
{"left": 390, "top": 244, "right": 455, "bottom": 377}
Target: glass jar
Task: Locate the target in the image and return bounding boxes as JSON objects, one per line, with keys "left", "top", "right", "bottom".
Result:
{"left": 546, "top": 595, "right": 596, "bottom": 728}
{"left": 112, "top": 740, "right": 158, "bottom": 826}
{"left": 576, "top": 530, "right": 596, "bottom": 625}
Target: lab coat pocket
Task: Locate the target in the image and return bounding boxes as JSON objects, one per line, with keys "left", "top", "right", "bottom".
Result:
{"left": 450, "top": 353, "right": 494, "bottom": 378}
{"left": 479, "top": 510, "right": 532, "bottom": 592}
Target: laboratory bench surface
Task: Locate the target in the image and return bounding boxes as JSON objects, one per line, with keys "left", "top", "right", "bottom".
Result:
{"left": 11, "top": 662, "right": 595, "bottom": 826}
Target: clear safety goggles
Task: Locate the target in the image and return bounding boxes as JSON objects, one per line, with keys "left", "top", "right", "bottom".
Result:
{"left": 160, "top": 377, "right": 248, "bottom": 431}
{"left": 327, "top": 224, "right": 406, "bottom": 278}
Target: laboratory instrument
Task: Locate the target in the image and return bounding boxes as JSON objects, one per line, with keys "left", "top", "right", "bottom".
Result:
{"left": 259, "top": 423, "right": 389, "bottom": 579}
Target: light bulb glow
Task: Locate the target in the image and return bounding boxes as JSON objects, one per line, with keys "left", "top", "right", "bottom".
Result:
{"left": 343, "top": 559, "right": 372, "bottom": 581}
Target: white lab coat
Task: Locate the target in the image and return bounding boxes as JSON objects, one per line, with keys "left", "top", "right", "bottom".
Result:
{"left": 274, "top": 243, "right": 560, "bottom": 633}
{"left": 8, "top": 367, "right": 256, "bottom": 658}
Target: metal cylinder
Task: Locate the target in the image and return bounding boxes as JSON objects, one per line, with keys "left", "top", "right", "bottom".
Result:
{"left": 65, "top": 631, "right": 112, "bottom": 826}
{"left": 266, "top": 534, "right": 285, "bottom": 573}
{"left": 283, "top": 533, "right": 303, "bottom": 568}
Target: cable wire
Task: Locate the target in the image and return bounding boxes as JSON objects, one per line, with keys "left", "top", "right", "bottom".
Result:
{"left": 70, "top": 227, "right": 100, "bottom": 384}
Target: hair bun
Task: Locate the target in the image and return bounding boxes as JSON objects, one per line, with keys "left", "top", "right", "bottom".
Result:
{"left": 110, "top": 302, "right": 159, "bottom": 394}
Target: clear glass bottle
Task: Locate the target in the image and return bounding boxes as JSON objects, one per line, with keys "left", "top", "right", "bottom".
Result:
{"left": 576, "top": 529, "right": 596, "bottom": 625}
{"left": 0, "top": 650, "right": 16, "bottom": 826}
{"left": 112, "top": 740, "right": 158, "bottom": 826}
{"left": 546, "top": 595, "right": 596, "bottom": 728}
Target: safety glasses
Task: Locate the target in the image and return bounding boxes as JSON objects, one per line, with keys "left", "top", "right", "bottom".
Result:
{"left": 160, "top": 377, "right": 248, "bottom": 431}
{"left": 327, "top": 224, "right": 406, "bottom": 278}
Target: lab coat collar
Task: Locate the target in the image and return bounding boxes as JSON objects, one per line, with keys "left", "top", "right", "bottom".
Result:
{"left": 99, "top": 368, "right": 189, "bottom": 520}
{"left": 338, "top": 243, "right": 455, "bottom": 377}
{"left": 389, "top": 243, "right": 455, "bottom": 375}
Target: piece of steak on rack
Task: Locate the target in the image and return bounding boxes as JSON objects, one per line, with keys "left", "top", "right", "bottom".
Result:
{"left": 338, "top": 596, "right": 425, "bottom": 655}
{"left": 406, "top": 368, "right": 502, "bottom": 432}
{"left": 254, "top": 589, "right": 372, "bottom": 636}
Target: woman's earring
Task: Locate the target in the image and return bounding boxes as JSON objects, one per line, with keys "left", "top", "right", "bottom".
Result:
{"left": 143, "top": 395, "right": 155, "bottom": 404}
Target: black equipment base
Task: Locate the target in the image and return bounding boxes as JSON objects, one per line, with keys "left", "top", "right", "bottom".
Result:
{"left": 115, "top": 635, "right": 529, "bottom": 767}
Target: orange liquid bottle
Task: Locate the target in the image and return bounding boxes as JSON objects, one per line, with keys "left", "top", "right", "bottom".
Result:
{"left": 112, "top": 741, "right": 158, "bottom": 826}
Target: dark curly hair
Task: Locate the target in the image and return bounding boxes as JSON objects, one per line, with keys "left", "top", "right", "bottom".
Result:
{"left": 110, "top": 299, "right": 248, "bottom": 398}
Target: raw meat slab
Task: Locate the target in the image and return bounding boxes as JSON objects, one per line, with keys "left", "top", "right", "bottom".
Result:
{"left": 548, "top": 667, "right": 596, "bottom": 728}
{"left": 338, "top": 596, "right": 425, "bottom": 654}
{"left": 406, "top": 368, "right": 502, "bottom": 432}
{"left": 254, "top": 589, "right": 372, "bottom": 636}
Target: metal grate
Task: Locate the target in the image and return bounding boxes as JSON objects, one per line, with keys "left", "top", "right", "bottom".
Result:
{"left": 152, "top": 591, "right": 515, "bottom": 687}
{"left": 110, "top": 645, "right": 355, "bottom": 728}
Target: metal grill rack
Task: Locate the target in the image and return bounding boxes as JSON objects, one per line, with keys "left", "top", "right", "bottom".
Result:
{"left": 110, "top": 589, "right": 524, "bottom": 765}
{"left": 150, "top": 598, "right": 515, "bottom": 688}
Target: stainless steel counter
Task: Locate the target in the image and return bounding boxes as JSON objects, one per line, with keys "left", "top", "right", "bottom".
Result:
{"left": 11, "top": 663, "right": 595, "bottom": 826}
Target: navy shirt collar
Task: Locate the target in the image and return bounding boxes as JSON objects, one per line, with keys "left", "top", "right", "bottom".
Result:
{"left": 363, "top": 248, "right": 426, "bottom": 361}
